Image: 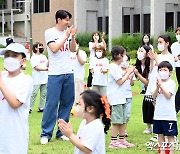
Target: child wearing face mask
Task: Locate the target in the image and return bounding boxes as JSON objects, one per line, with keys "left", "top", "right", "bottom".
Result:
{"left": 89, "top": 46, "right": 109, "bottom": 96}
{"left": 145, "top": 35, "right": 175, "bottom": 142}
{"left": 151, "top": 61, "right": 178, "bottom": 154}
{"left": 107, "top": 46, "right": 135, "bottom": 148}
{"left": 121, "top": 55, "right": 136, "bottom": 136}
{"left": 0, "top": 43, "right": 33, "bottom": 154}
{"left": 29, "top": 42, "right": 48, "bottom": 113}
{"left": 171, "top": 27, "right": 180, "bottom": 113}
{"left": 134, "top": 45, "right": 154, "bottom": 134}
{"left": 87, "top": 32, "right": 106, "bottom": 89}
{"left": 58, "top": 90, "right": 111, "bottom": 154}
{"left": 138, "top": 34, "right": 154, "bottom": 94}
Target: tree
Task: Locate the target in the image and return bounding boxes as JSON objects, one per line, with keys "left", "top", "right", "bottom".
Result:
{"left": 0, "top": 0, "right": 4, "bottom": 5}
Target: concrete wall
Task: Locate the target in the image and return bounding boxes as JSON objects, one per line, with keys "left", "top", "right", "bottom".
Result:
{"left": 32, "top": 0, "right": 74, "bottom": 48}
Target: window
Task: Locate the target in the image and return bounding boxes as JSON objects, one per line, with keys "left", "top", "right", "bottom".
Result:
{"left": 33, "top": 0, "right": 49, "bottom": 13}
{"left": 166, "top": 12, "right": 174, "bottom": 31}
{"left": 12, "top": 0, "right": 25, "bottom": 12}
{"left": 0, "top": 0, "right": 7, "bottom": 10}
{"left": 123, "top": 15, "right": 130, "bottom": 33}
{"left": 106, "top": 16, "right": 109, "bottom": 34}
{"left": 144, "top": 14, "right": 150, "bottom": 34}
{"left": 98, "top": 17, "right": 102, "bottom": 32}
{"left": 177, "top": 12, "right": 180, "bottom": 27}
{"left": 133, "top": 14, "right": 140, "bottom": 33}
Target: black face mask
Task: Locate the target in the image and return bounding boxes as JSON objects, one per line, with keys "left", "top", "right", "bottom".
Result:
{"left": 39, "top": 48, "right": 44, "bottom": 53}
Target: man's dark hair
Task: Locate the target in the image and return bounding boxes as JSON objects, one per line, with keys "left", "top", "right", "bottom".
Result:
{"left": 158, "top": 61, "right": 173, "bottom": 72}
{"left": 55, "top": 10, "right": 72, "bottom": 23}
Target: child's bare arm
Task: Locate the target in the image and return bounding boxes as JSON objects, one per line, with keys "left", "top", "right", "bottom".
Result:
{"left": 58, "top": 119, "right": 92, "bottom": 153}
{"left": 0, "top": 71, "right": 22, "bottom": 109}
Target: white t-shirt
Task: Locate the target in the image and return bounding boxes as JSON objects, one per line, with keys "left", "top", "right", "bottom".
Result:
{"left": 90, "top": 57, "right": 109, "bottom": 86}
{"left": 171, "top": 42, "right": 180, "bottom": 67}
{"left": 0, "top": 71, "right": 32, "bottom": 154}
{"left": 30, "top": 54, "right": 48, "bottom": 85}
{"left": 74, "top": 119, "right": 105, "bottom": 154}
{"left": 70, "top": 50, "right": 87, "bottom": 80}
{"left": 107, "top": 63, "right": 126, "bottom": 105}
{"left": 45, "top": 27, "right": 73, "bottom": 75}
{"left": 145, "top": 53, "right": 175, "bottom": 95}
{"left": 151, "top": 78, "right": 176, "bottom": 121}
{"left": 89, "top": 42, "right": 103, "bottom": 62}
{"left": 121, "top": 68, "right": 136, "bottom": 98}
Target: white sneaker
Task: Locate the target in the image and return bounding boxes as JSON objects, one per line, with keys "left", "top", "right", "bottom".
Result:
{"left": 60, "top": 135, "right": 69, "bottom": 141}
{"left": 40, "top": 137, "right": 48, "bottom": 144}
{"left": 143, "top": 128, "right": 152, "bottom": 134}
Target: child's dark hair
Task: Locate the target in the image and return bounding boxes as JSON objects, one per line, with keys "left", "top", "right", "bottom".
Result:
{"left": 158, "top": 61, "right": 173, "bottom": 72}
{"left": 90, "top": 32, "right": 101, "bottom": 43}
{"left": 175, "top": 27, "right": 180, "bottom": 33}
{"left": 158, "top": 35, "right": 172, "bottom": 53}
{"left": 141, "top": 34, "right": 151, "bottom": 46}
{"left": 80, "top": 90, "right": 111, "bottom": 134}
{"left": 55, "top": 10, "right": 72, "bottom": 24}
{"left": 33, "top": 42, "right": 43, "bottom": 53}
{"left": 95, "top": 45, "right": 106, "bottom": 58}
{"left": 111, "top": 46, "right": 125, "bottom": 61}
{"left": 135, "top": 45, "right": 151, "bottom": 79}
{"left": 126, "top": 55, "right": 130, "bottom": 61}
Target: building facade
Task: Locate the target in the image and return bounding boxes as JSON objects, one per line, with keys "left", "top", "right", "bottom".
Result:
{"left": 0, "top": 0, "right": 180, "bottom": 49}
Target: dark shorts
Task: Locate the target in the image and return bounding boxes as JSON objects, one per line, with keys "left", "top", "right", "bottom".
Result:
{"left": 153, "top": 120, "right": 178, "bottom": 136}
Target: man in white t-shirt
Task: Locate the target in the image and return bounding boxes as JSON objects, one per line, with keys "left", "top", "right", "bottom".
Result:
{"left": 40, "top": 10, "right": 77, "bottom": 144}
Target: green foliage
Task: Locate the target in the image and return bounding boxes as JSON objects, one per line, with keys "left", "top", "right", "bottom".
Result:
{"left": 112, "top": 34, "right": 142, "bottom": 52}
{"left": 0, "top": 44, "right": 5, "bottom": 48}
{"left": 76, "top": 32, "right": 92, "bottom": 47}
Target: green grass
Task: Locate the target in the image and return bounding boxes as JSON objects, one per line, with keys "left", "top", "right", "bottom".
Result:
{"left": 0, "top": 57, "right": 179, "bottom": 154}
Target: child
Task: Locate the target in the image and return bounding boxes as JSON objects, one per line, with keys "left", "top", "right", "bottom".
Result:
{"left": 90, "top": 45, "right": 109, "bottom": 96}
{"left": 87, "top": 32, "right": 106, "bottom": 89}
{"left": 0, "top": 43, "right": 32, "bottom": 153}
{"left": 121, "top": 55, "right": 136, "bottom": 134}
{"left": 107, "top": 46, "right": 135, "bottom": 148}
{"left": 30, "top": 42, "right": 48, "bottom": 113}
{"left": 151, "top": 61, "right": 178, "bottom": 154}
{"left": 70, "top": 40, "right": 87, "bottom": 105}
{"left": 58, "top": 90, "right": 111, "bottom": 154}
{"left": 138, "top": 34, "right": 154, "bottom": 94}
{"left": 134, "top": 45, "right": 154, "bottom": 134}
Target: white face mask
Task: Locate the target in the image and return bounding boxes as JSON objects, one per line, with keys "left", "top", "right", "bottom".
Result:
{"left": 158, "top": 71, "right": 169, "bottom": 80}
{"left": 157, "top": 43, "right": 165, "bottom": 52}
{"left": 123, "top": 55, "right": 128, "bottom": 62}
{"left": 95, "top": 36, "right": 99, "bottom": 40}
{"left": 176, "top": 35, "right": 180, "bottom": 41}
{"left": 143, "top": 38, "right": 149, "bottom": 43}
{"left": 121, "top": 61, "right": 129, "bottom": 68}
{"left": 96, "top": 52, "right": 102, "bottom": 58}
{"left": 4, "top": 57, "right": 21, "bottom": 72}
{"left": 137, "top": 52, "right": 145, "bottom": 61}
{"left": 75, "top": 105, "right": 84, "bottom": 119}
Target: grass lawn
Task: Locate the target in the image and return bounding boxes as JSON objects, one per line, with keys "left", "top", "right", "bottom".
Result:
{"left": 0, "top": 57, "right": 179, "bottom": 154}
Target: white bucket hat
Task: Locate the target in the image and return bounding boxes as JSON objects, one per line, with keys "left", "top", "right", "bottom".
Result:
{"left": 0, "top": 43, "right": 27, "bottom": 57}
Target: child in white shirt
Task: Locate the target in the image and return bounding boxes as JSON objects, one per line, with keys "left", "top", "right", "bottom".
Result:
{"left": 30, "top": 42, "right": 48, "bottom": 113}
{"left": 151, "top": 61, "right": 177, "bottom": 153}
{"left": 90, "top": 46, "right": 109, "bottom": 96}
{"left": 58, "top": 90, "right": 111, "bottom": 154}
{"left": 0, "top": 43, "right": 32, "bottom": 154}
{"left": 107, "top": 46, "right": 135, "bottom": 148}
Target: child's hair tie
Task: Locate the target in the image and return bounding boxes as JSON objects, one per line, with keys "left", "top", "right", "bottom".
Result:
{"left": 101, "top": 96, "right": 111, "bottom": 119}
